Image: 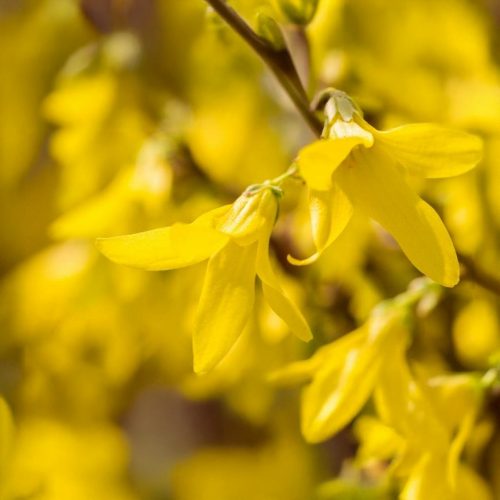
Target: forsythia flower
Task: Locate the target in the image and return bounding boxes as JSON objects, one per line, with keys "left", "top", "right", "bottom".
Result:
{"left": 271, "top": 301, "right": 410, "bottom": 442}
{"left": 97, "top": 184, "right": 312, "bottom": 374}
{"left": 292, "top": 89, "right": 483, "bottom": 287}
{"left": 272, "top": 281, "right": 492, "bottom": 499}
{"left": 373, "top": 350, "right": 489, "bottom": 500}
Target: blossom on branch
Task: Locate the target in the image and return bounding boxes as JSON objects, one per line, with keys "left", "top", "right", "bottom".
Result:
{"left": 292, "top": 90, "right": 483, "bottom": 287}
{"left": 97, "top": 185, "right": 312, "bottom": 374}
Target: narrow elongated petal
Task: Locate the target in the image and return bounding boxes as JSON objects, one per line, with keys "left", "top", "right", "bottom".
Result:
{"left": 354, "top": 416, "right": 405, "bottom": 464}
{"left": 298, "top": 137, "right": 366, "bottom": 191}
{"left": 448, "top": 407, "right": 477, "bottom": 487}
{"left": 401, "top": 454, "right": 453, "bottom": 500}
{"left": 374, "top": 339, "right": 417, "bottom": 433}
{"left": 374, "top": 124, "right": 483, "bottom": 178}
{"left": 96, "top": 206, "right": 229, "bottom": 270}
{"left": 302, "top": 312, "right": 406, "bottom": 443}
{"left": 302, "top": 333, "right": 379, "bottom": 443}
{"left": 269, "top": 329, "right": 365, "bottom": 385}
{"left": 256, "top": 224, "right": 312, "bottom": 341}
{"left": 51, "top": 169, "right": 133, "bottom": 239}
{"left": 194, "top": 240, "right": 257, "bottom": 374}
{"left": 336, "top": 148, "right": 459, "bottom": 286}
{"left": 374, "top": 338, "right": 449, "bottom": 452}
{"left": 455, "top": 466, "right": 494, "bottom": 500}
{"left": 288, "top": 185, "right": 352, "bottom": 265}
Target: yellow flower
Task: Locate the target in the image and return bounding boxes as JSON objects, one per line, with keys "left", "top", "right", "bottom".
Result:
{"left": 292, "top": 89, "right": 483, "bottom": 287}
{"left": 271, "top": 303, "right": 409, "bottom": 443}
{"left": 271, "top": 279, "right": 444, "bottom": 444}
{"left": 97, "top": 185, "right": 312, "bottom": 374}
{"left": 373, "top": 346, "right": 491, "bottom": 499}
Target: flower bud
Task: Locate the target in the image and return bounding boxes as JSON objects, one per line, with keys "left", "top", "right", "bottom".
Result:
{"left": 255, "top": 12, "right": 286, "bottom": 51}
{"left": 274, "top": 0, "right": 319, "bottom": 25}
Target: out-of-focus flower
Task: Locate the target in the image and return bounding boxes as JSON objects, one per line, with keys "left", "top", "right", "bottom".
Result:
{"left": 44, "top": 32, "right": 150, "bottom": 209}
{"left": 292, "top": 89, "right": 482, "bottom": 286}
{"left": 453, "top": 298, "right": 500, "bottom": 369}
{"left": 271, "top": 297, "right": 411, "bottom": 442}
{"left": 171, "top": 434, "right": 316, "bottom": 500}
{"left": 6, "top": 419, "right": 137, "bottom": 500}
{"left": 270, "top": 278, "right": 491, "bottom": 498}
{"left": 50, "top": 134, "right": 173, "bottom": 239}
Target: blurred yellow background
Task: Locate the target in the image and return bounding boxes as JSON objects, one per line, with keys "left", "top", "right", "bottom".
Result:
{"left": 0, "top": 0, "right": 500, "bottom": 498}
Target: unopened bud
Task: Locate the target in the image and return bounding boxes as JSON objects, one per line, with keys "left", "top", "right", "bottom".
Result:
{"left": 274, "top": 0, "right": 319, "bottom": 25}
{"left": 255, "top": 12, "right": 286, "bottom": 51}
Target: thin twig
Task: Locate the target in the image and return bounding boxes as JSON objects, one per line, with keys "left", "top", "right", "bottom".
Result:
{"left": 459, "top": 253, "right": 500, "bottom": 296}
{"left": 204, "top": 0, "right": 500, "bottom": 298}
{"left": 204, "top": 0, "right": 323, "bottom": 136}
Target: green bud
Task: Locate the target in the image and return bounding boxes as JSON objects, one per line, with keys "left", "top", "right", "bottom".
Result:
{"left": 274, "top": 0, "right": 320, "bottom": 25}
{"left": 255, "top": 12, "right": 286, "bottom": 51}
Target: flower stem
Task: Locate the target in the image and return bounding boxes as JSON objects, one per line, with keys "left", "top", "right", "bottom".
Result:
{"left": 203, "top": 0, "right": 323, "bottom": 136}
{"left": 203, "top": 0, "right": 500, "bottom": 298}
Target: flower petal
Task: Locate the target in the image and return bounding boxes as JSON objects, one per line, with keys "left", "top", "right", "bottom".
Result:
{"left": 269, "top": 329, "right": 365, "bottom": 386}
{"left": 336, "top": 148, "right": 459, "bottom": 287}
{"left": 401, "top": 454, "right": 453, "bottom": 500}
{"left": 374, "top": 124, "right": 483, "bottom": 178}
{"left": 288, "top": 185, "right": 352, "bottom": 266}
{"left": 96, "top": 206, "right": 229, "bottom": 270}
{"left": 297, "top": 136, "right": 368, "bottom": 191}
{"left": 302, "top": 331, "right": 379, "bottom": 443}
{"left": 354, "top": 415, "right": 405, "bottom": 465}
{"left": 217, "top": 190, "right": 277, "bottom": 245}
{"left": 193, "top": 240, "right": 257, "bottom": 374}
{"left": 256, "top": 224, "right": 312, "bottom": 342}
{"left": 448, "top": 407, "right": 477, "bottom": 488}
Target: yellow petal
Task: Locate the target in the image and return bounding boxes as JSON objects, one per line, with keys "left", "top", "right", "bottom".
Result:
{"left": 302, "top": 337, "right": 379, "bottom": 443}
{"left": 401, "top": 454, "right": 452, "bottom": 500}
{"left": 336, "top": 147, "right": 459, "bottom": 287}
{"left": 329, "top": 117, "right": 374, "bottom": 144}
{"left": 455, "top": 465, "right": 494, "bottom": 500}
{"left": 373, "top": 339, "right": 415, "bottom": 432}
{"left": 297, "top": 137, "right": 367, "bottom": 191}
{"left": 448, "top": 407, "right": 477, "bottom": 488}
{"left": 51, "top": 169, "right": 134, "bottom": 239}
{"left": 193, "top": 240, "right": 257, "bottom": 374}
{"left": 217, "top": 190, "right": 277, "bottom": 245}
{"left": 302, "top": 311, "right": 406, "bottom": 443}
{"left": 288, "top": 185, "right": 352, "bottom": 266}
{"left": 374, "top": 124, "right": 483, "bottom": 178}
{"left": 96, "top": 206, "right": 229, "bottom": 270}
{"left": 256, "top": 224, "right": 312, "bottom": 341}
{"left": 354, "top": 415, "right": 404, "bottom": 465}
{"left": 269, "top": 329, "right": 365, "bottom": 385}
{"left": 374, "top": 338, "right": 449, "bottom": 454}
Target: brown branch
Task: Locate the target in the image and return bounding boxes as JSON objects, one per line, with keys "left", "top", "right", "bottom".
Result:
{"left": 203, "top": 0, "right": 323, "bottom": 136}
{"left": 204, "top": 0, "right": 500, "bottom": 299}
{"left": 459, "top": 253, "right": 500, "bottom": 296}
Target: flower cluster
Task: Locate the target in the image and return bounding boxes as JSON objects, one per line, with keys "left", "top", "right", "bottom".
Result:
{"left": 2, "top": 0, "right": 500, "bottom": 498}
{"left": 271, "top": 279, "right": 491, "bottom": 498}
{"left": 98, "top": 90, "right": 482, "bottom": 371}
